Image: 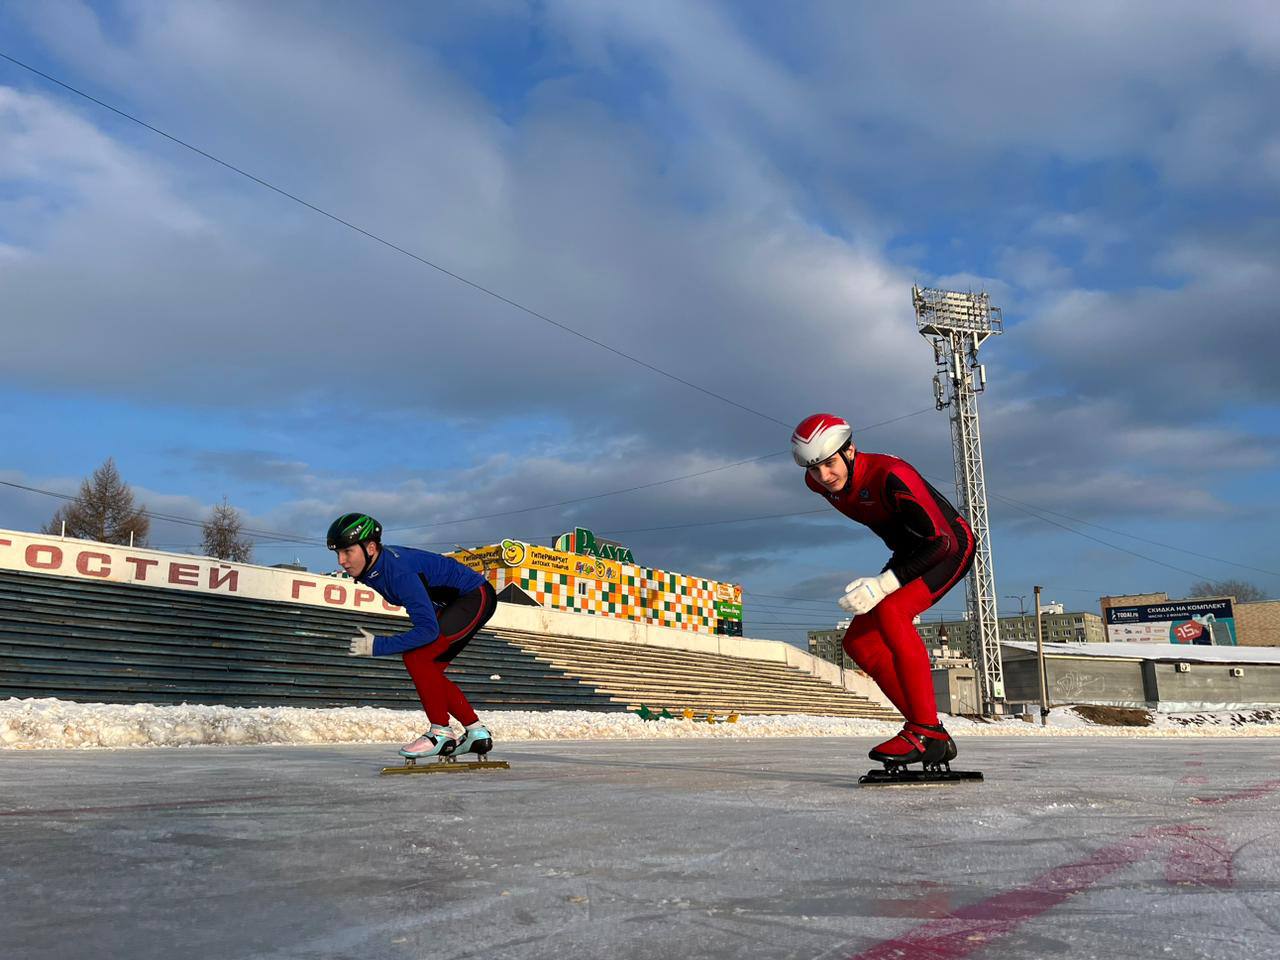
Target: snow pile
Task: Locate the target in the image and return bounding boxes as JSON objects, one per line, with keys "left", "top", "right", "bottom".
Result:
{"left": 2, "top": 698, "right": 1280, "bottom": 750}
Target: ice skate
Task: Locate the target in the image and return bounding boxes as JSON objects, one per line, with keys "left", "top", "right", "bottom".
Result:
{"left": 453, "top": 725, "right": 494, "bottom": 756}
{"left": 398, "top": 730, "right": 458, "bottom": 759}
{"left": 382, "top": 726, "right": 509, "bottom": 776}
{"left": 861, "top": 722, "right": 981, "bottom": 786}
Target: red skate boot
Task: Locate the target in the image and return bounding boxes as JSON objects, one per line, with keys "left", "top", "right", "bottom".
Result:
{"left": 862, "top": 722, "right": 979, "bottom": 786}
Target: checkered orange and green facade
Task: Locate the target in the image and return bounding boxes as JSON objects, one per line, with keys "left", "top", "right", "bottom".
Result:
{"left": 461, "top": 544, "right": 741, "bottom": 635}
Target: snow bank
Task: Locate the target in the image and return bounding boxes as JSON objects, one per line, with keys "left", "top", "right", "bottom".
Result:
{"left": 3, "top": 698, "right": 1280, "bottom": 750}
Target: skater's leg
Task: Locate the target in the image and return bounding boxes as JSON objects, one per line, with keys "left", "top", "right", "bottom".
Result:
{"left": 395, "top": 581, "right": 497, "bottom": 741}
{"left": 401, "top": 650, "right": 481, "bottom": 726}
{"left": 429, "top": 582, "right": 497, "bottom": 728}
{"left": 842, "top": 618, "right": 910, "bottom": 718}
{"left": 440, "top": 671, "right": 480, "bottom": 727}
{"left": 870, "top": 579, "right": 940, "bottom": 726}
{"left": 401, "top": 646, "right": 452, "bottom": 727}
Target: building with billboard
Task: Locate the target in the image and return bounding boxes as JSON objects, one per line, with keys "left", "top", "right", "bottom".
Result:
{"left": 806, "top": 620, "right": 853, "bottom": 669}
{"left": 1101, "top": 592, "right": 1279, "bottom": 647}
{"left": 1103, "top": 597, "right": 1237, "bottom": 645}
{"left": 447, "top": 527, "right": 743, "bottom": 637}
{"left": 906, "top": 609, "right": 1105, "bottom": 661}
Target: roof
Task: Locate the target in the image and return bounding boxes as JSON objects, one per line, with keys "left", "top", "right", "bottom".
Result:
{"left": 1002, "top": 641, "right": 1280, "bottom": 665}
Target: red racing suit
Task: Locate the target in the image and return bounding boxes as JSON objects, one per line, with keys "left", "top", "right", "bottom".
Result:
{"left": 806, "top": 451, "right": 974, "bottom": 725}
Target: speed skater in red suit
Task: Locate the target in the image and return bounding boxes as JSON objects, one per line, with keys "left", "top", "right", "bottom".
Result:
{"left": 792, "top": 413, "right": 975, "bottom": 767}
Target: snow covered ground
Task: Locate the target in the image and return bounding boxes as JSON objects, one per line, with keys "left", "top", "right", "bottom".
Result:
{"left": 3, "top": 697, "right": 1280, "bottom": 749}
{"left": 5, "top": 736, "right": 1280, "bottom": 960}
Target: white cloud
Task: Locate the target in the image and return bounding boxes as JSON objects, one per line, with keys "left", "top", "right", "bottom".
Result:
{"left": 1, "top": 1, "right": 1277, "bottom": 595}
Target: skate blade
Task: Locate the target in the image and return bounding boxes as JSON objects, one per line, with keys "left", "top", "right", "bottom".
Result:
{"left": 858, "top": 768, "right": 983, "bottom": 786}
{"left": 381, "top": 758, "right": 510, "bottom": 775}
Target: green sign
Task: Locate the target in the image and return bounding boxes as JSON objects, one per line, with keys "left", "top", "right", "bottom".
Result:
{"left": 554, "top": 527, "right": 635, "bottom": 565}
{"left": 715, "top": 601, "right": 743, "bottom": 621}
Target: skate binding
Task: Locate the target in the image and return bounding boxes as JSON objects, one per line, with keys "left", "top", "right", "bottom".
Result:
{"left": 860, "top": 724, "right": 982, "bottom": 786}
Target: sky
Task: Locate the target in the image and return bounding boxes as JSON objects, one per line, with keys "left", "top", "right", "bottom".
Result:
{"left": 1, "top": 0, "right": 1278, "bottom": 646}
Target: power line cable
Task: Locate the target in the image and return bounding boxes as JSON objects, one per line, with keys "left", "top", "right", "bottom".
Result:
{"left": 4, "top": 469, "right": 1239, "bottom": 596}
{"left": 0, "top": 479, "right": 320, "bottom": 545}
{"left": 5, "top": 58, "right": 1270, "bottom": 592}
{"left": 992, "top": 494, "right": 1214, "bottom": 581}
{"left": 24, "top": 59, "right": 1211, "bottom": 583}
{"left": 918, "top": 472, "right": 1221, "bottom": 583}
{"left": 987, "top": 489, "right": 1280, "bottom": 580}
{"left": 0, "top": 51, "right": 792, "bottom": 429}
{"left": 384, "top": 407, "right": 934, "bottom": 532}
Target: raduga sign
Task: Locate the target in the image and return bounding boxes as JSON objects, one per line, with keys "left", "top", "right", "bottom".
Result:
{"left": 553, "top": 527, "right": 635, "bottom": 565}
{"left": 0, "top": 529, "right": 408, "bottom": 618}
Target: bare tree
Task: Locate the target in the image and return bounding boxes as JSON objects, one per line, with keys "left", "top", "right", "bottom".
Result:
{"left": 1186, "top": 579, "right": 1268, "bottom": 602}
{"left": 43, "top": 458, "right": 150, "bottom": 546}
{"left": 201, "top": 497, "right": 254, "bottom": 563}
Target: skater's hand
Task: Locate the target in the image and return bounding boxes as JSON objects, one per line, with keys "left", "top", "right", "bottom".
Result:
{"left": 838, "top": 570, "right": 900, "bottom": 615}
{"left": 347, "top": 627, "right": 375, "bottom": 657}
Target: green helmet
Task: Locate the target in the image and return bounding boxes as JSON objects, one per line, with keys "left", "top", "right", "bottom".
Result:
{"left": 326, "top": 513, "right": 382, "bottom": 551}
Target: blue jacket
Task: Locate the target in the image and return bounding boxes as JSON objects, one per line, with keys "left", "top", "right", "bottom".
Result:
{"left": 355, "top": 545, "right": 487, "bottom": 656}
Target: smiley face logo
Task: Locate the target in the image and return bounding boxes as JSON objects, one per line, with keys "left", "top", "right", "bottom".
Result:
{"left": 500, "top": 539, "right": 528, "bottom": 567}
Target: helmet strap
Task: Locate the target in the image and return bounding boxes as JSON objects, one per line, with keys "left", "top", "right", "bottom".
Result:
{"left": 839, "top": 445, "right": 856, "bottom": 495}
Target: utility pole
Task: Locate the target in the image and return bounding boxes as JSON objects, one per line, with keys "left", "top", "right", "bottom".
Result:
{"left": 1005, "top": 594, "right": 1029, "bottom": 643}
{"left": 1034, "top": 585, "right": 1050, "bottom": 725}
{"left": 913, "top": 285, "right": 1005, "bottom": 715}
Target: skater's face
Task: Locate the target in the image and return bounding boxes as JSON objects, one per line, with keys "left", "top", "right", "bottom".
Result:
{"left": 808, "top": 451, "right": 849, "bottom": 493}
{"left": 336, "top": 542, "right": 377, "bottom": 577}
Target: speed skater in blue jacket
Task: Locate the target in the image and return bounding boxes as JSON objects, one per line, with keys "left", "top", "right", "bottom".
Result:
{"left": 328, "top": 512, "right": 497, "bottom": 760}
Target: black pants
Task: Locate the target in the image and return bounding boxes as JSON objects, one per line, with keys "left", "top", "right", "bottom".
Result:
{"left": 431, "top": 580, "right": 497, "bottom": 663}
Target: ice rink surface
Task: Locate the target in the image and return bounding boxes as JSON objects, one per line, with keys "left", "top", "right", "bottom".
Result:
{"left": 3, "top": 737, "right": 1279, "bottom": 960}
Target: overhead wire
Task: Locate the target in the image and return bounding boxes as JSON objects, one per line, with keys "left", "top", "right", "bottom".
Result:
{"left": 0, "top": 55, "right": 1269, "bottom": 599}
{"left": 987, "top": 489, "right": 1280, "bottom": 580}
{"left": 383, "top": 407, "right": 934, "bottom": 533}
{"left": 0, "top": 51, "right": 792, "bottom": 429}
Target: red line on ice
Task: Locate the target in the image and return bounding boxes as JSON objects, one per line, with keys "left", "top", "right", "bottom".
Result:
{"left": 845, "top": 775, "right": 1280, "bottom": 960}
{"left": 846, "top": 830, "right": 1163, "bottom": 960}
{"left": 1191, "top": 778, "right": 1280, "bottom": 806}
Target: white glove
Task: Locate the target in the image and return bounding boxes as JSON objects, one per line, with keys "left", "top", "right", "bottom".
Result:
{"left": 347, "top": 627, "right": 375, "bottom": 657}
{"left": 838, "top": 570, "right": 901, "bottom": 616}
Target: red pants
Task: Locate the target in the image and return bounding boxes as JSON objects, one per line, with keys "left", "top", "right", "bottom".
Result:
{"left": 841, "top": 578, "right": 942, "bottom": 726}
{"left": 401, "top": 583, "right": 496, "bottom": 727}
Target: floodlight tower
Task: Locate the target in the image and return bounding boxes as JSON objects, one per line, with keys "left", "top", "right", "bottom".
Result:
{"left": 911, "top": 286, "right": 1005, "bottom": 715}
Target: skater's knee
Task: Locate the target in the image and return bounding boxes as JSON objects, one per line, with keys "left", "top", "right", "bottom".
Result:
{"left": 845, "top": 636, "right": 892, "bottom": 674}
{"left": 875, "top": 589, "right": 917, "bottom": 622}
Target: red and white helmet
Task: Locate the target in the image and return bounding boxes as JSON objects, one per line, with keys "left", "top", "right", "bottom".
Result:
{"left": 791, "top": 413, "right": 852, "bottom": 467}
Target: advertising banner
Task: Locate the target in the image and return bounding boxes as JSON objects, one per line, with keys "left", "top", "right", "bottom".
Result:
{"left": 714, "top": 582, "right": 743, "bottom": 604}
{"left": 0, "top": 529, "right": 406, "bottom": 616}
{"left": 1104, "top": 598, "right": 1236, "bottom": 645}
{"left": 714, "top": 600, "right": 743, "bottom": 621}
{"left": 448, "top": 539, "right": 620, "bottom": 584}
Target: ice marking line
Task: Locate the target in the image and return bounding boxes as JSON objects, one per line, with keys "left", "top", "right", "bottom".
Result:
{"left": 845, "top": 821, "right": 1238, "bottom": 960}
{"left": 1162, "top": 825, "right": 1233, "bottom": 887}
{"left": 1191, "top": 779, "right": 1280, "bottom": 806}
{"left": 0, "top": 796, "right": 276, "bottom": 817}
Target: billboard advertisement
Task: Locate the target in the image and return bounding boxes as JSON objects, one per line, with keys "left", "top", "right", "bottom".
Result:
{"left": 1104, "top": 597, "right": 1236, "bottom": 645}
{"left": 0, "top": 529, "right": 407, "bottom": 616}
{"left": 449, "top": 539, "right": 621, "bottom": 584}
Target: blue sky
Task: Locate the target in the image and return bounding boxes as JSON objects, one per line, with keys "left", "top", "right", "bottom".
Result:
{"left": 1, "top": 1, "right": 1278, "bottom": 644}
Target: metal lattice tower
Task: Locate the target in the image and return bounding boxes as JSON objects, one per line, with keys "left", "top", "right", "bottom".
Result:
{"left": 911, "top": 286, "right": 1006, "bottom": 714}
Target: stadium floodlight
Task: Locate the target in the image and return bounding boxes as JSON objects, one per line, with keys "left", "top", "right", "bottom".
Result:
{"left": 912, "top": 285, "right": 1005, "bottom": 715}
